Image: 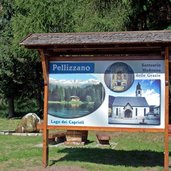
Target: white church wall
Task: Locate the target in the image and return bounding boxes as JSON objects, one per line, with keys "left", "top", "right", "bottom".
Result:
{"left": 112, "top": 106, "right": 150, "bottom": 119}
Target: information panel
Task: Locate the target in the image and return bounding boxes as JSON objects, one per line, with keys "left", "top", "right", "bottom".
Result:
{"left": 48, "top": 60, "right": 165, "bottom": 129}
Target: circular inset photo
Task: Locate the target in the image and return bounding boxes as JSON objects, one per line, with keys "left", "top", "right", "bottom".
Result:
{"left": 104, "top": 62, "right": 134, "bottom": 92}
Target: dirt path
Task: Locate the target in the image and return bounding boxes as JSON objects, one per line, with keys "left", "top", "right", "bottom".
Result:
{"left": 13, "top": 166, "right": 87, "bottom": 171}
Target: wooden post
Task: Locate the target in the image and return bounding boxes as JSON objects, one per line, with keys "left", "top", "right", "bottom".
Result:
{"left": 39, "top": 50, "right": 49, "bottom": 168}
{"left": 164, "top": 47, "right": 169, "bottom": 171}
{"left": 42, "top": 84, "right": 48, "bottom": 167}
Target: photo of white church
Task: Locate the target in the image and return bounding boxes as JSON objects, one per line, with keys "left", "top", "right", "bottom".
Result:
{"left": 108, "top": 81, "right": 160, "bottom": 125}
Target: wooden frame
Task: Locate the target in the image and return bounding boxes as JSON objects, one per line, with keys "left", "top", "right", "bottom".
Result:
{"left": 20, "top": 31, "right": 171, "bottom": 170}
{"left": 44, "top": 53, "right": 168, "bottom": 168}
{"left": 47, "top": 55, "right": 165, "bottom": 131}
{"left": 164, "top": 47, "right": 169, "bottom": 171}
{"left": 39, "top": 49, "right": 49, "bottom": 167}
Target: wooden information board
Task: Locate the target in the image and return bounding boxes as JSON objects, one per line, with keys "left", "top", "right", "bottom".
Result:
{"left": 20, "top": 31, "right": 170, "bottom": 170}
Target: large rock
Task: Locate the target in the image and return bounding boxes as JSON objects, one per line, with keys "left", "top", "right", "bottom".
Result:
{"left": 15, "top": 113, "right": 40, "bottom": 133}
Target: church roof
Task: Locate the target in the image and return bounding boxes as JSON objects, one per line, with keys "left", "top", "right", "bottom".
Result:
{"left": 112, "top": 97, "right": 149, "bottom": 107}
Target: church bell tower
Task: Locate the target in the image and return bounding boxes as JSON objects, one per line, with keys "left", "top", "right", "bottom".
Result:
{"left": 136, "top": 82, "right": 142, "bottom": 97}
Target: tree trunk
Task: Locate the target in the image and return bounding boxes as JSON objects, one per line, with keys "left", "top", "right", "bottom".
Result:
{"left": 8, "top": 97, "right": 14, "bottom": 118}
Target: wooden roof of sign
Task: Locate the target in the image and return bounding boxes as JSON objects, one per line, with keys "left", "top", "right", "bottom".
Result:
{"left": 20, "top": 30, "right": 171, "bottom": 46}
{"left": 20, "top": 30, "right": 171, "bottom": 55}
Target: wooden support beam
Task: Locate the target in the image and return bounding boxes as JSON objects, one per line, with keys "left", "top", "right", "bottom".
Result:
{"left": 46, "top": 125, "right": 165, "bottom": 132}
{"left": 43, "top": 47, "right": 161, "bottom": 56}
{"left": 164, "top": 47, "right": 169, "bottom": 171}
{"left": 39, "top": 49, "right": 48, "bottom": 85}
{"left": 42, "top": 85, "right": 48, "bottom": 168}
{"left": 48, "top": 54, "right": 163, "bottom": 62}
{"left": 39, "top": 49, "right": 49, "bottom": 168}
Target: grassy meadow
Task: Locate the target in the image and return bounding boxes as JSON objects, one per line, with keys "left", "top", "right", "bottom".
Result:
{"left": 0, "top": 118, "right": 171, "bottom": 171}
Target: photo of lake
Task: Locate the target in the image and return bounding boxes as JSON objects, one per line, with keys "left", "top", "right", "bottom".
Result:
{"left": 48, "top": 74, "right": 105, "bottom": 118}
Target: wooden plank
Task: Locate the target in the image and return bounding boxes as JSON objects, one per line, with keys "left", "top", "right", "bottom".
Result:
{"left": 45, "top": 125, "right": 165, "bottom": 132}
{"left": 169, "top": 124, "right": 171, "bottom": 136}
{"left": 51, "top": 46, "right": 161, "bottom": 53}
{"left": 42, "top": 84, "right": 48, "bottom": 168}
{"left": 48, "top": 55, "right": 163, "bottom": 61}
{"left": 164, "top": 47, "right": 170, "bottom": 171}
{"left": 39, "top": 49, "right": 48, "bottom": 85}
{"left": 48, "top": 132, "right": 66, "bottom": 138}
{"left": 40, "top": 50, "right": 49, "bottom": 168}
{"left": 38, "top": 122, "right": 165, "bottom": 133}
{"left": 46, "top": 51, "right": 161, "bottom": 56}
{"left": 39, "top": 44, "right": 163, "bottom": 56}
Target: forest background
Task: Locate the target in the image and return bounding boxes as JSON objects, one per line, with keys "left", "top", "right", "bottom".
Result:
{"left": 0, "top": 0, "right": 170, "bottom": 118}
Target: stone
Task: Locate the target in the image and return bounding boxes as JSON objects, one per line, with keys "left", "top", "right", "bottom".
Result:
{"left": 96, "top": 133, "right": 111, "bottom": 145}
{"left": 65, "top": 130, "right": 88, "bottom": 145}
{"left": 15, "top": 113, "right": 40, "bottom": 133}
{"left": 48, "top": 132, "right": 66, "bottom": 144}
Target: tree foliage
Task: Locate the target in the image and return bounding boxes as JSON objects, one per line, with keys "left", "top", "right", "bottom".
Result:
{"left": 127, "top": 0, "right": 171, "bottom": 30}
{"left": 49, "top": 83, "right": 105, "bottom": 112}
{"left": 0, "top": 0, "right": 170, "bottom": 118}
{"left": 72, "top": 0, "right": 131, "bottom": 32}
{"left": 0, "top": 0, "right": 15, "bottom": 117}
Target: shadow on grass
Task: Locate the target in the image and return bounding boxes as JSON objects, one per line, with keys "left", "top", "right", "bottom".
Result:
{"left": 50, "top": 148, "right": 164, "bottom": 167}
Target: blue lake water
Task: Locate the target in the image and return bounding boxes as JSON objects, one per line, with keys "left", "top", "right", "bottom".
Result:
{"left": 48, "top": 103, "right": 96, "bottom": 118}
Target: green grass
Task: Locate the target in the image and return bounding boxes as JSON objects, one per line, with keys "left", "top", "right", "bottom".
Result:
{"left": 0, "top": 118, "right": 20, "bottom": 130}
{"left": 0, "top": 118, "right": 171, "bottom": 171}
